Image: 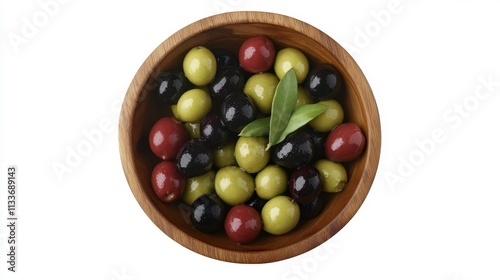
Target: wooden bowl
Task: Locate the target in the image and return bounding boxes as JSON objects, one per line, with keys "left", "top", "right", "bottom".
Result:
{"left": 119, "top": 11, "right": 381, "bottom": 263}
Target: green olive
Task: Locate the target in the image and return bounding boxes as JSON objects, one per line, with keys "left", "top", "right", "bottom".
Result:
{"left": 243, "top": 73, "right": 279, "bottom": 114}
{"left": 314, "top": 159, "right": 348, "bottom": 193}
{"left": 214, "top": 141, "right": 237, "bottom": 168}
{"left": 235, "top": 136, "right": 270, "bottom": 173}
{"left": 184, "top": 122, "right": 200, "bottom": 138}
{"left": 261, "top": 195, "right": 300, "bottom": 235}
{"left": 171, "top": 105, "right": 181, "bottom": 120}
{"left": 296, "top": 86, "right": 313, "bottom": 106}
{"left": 309, "top": 99, "right": 344, "bottom": 132}
{"left": 274, "top": 48, "right": 309, "bottom": 83}
{"left": 255, "top": 165, "right": 287, "bottom": 200}
{"left": 215, "top": 166, "right": 255, "bottom": 206}
{"left": 183, "top": 46, "right": 217, "bottom": 86}
{"left": 181, "top": 171, "right": 216, "bottom": 205}
{"left": 176, "top": 88, "right": 212, "bottom": 123}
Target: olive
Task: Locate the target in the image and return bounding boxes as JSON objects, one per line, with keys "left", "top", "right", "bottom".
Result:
{"left": 234, "top": 136, "right": 270, "bottom": 174}
{"left": 272, "top": 130, "right": 315, "bottom": 169}
{"left": 245, "top": 192, "right": 267, "bottom": 212}
{"left": 176, "top": 139, "right": 214, "bottom": 178}
{"left": 224, "top": 204, "right": 262, "bottom": 244}
{"left": 208, "top": 67, "right": 246, "bottom": 103}
{"left": 304, "top": 126, "right": 328, "bottom": 162}
{"left": 296, "top": 86, "right": 313, "bottom": 106}
{"left": 184, "top": 122, "right": 200, "bottom": 139}
{"left": 213, "top": 141, "right": 237, "bottom": 168}
{"left": 183, "top": 46, "right": 217, "bottom": 86}
{"left": 176, "top": 88, "right": 212, "bottom": 123}
{"left": 215, "top": 166, "right": 255, "bottom": 206}
{"left": 200, "top": 112, "right": 230, "bottom": 148}
{"left": 151, "top": 70, "right": 192, "bottom": 105}
{"left": 182, "top": 170, "right": 216, "bottom": 205}
{"left": 304, "top": 64, "right": 343, "bottom": 101}
{"left": 308, "top": 99, "right": 344, "bottom": 133}
{"left": 288, "top": 166, "right": 323, "bottom": 203}
{"left": 274, "top": 47, "right": 309, "bottom": 83}
{"left": 190, "top": 193, "right": 227, "bottom": 233}
{"left": 149, "top": 117, "right": 188, "bottom": 160}
{"left": 314, "top": 159, "right": 348, "bottom": 193}
{"left": 255, "top": 165, "right": 287, "bottom": 200}
{"left": 261, "top": 195, "right": 300, "bottom": 235}
{"left": 325, "top": 122, "right": 366, "bottom": 162}
{"left": 299, "top": 196, "right": 324, "bottom": 220}
{"left": 151, "top": 161, "right": 185, "bottom": 203}
{"left": 243, "top": 72, "right": 279, "bottom": 114}
{"left": 238, "top": 35, "right": 276, "bottom": 73}
{"left": 220, "top": 92, "right": 257, "bottom": 133}
{"left": 212, "top": 48, "right": 238, "bottom": 70}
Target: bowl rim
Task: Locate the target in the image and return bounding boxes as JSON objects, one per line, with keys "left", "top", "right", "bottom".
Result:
{"left": 119, "top": 11, "right": 381, "bottom": 264}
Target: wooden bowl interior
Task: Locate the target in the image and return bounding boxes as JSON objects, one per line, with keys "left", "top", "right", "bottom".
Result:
{"left": 120, "top": 12, "right": 380, "bottom": 263}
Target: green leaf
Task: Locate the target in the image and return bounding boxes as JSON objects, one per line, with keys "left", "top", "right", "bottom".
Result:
{"left": 274, "top": 103, "right": 329, "bottom": 144}
{"left": 238, "top": 117, "right": 270, "bottom": 137}
{"left": 267, "top": 69, "right": 298, "bottom": 150}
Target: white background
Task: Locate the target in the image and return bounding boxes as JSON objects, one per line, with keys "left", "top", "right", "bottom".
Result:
{"left": 1, "top": 0, "right": 500, "bottom": 279}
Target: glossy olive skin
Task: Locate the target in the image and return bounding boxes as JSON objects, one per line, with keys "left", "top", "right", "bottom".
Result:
{"left": 151, "top": 70, "right": 192, "bottom": 105}
{"left": 200, "top": 112, "right": 231, "bottom": 148}
{"left": 215, "top": 166, "right": 255, "bottom": 206}
{"left": 255, "top": 165, "right": 287, "bottom": 200}
{"left": 151, "top": 161, "right": 185, "bottom": 203}
{"left": 272, "top": 130, "right": 315, "bottom": 169}
{"left": 245, "top": 192, "right": 267, "bottom": 212}
{"left": 213, "top": 141, "right": 237, "bottom": 168}
{"left": 182, "top": 170, "right": 216, "bottom": 205}
{"left": 305, "top": 64, "right": 343, "bottom": 101}
{"left": 308, "top": 99, "right": 344, "bottom": 133}
{"left": 325, "top": 122, "right": 366, "bottom": 162}
{"left": 191, "top": 193, "right": 227, "bottom": 233}
{"left": 304, "top": 127, "right": 328, "bottom": 162}
{"left": 299, "top": 196, "right": 324, "bottom": 220}
{"left": 243, "top": 73, "right": 279, "bottom": 114}
{"left": 209, "top": 67, "right": 246, "bottom": 103}
{"left": 314, "top": 159, "right": 347, "bottom": 193}
{"left": 176, "top": 139, "right": 214, "bottom": 178}
{"left": 220, "top": 92, "right": 257, "bottom": 133}
{"left": 212, "top": 48, "right": 238, "bottom": 70}
{"left": 149, "top": 117, "right": 188, "bottom": 160}
{"left": 274, "top": 47, "right": 309, "bottom": 83}
{"left": 238, "top": 35, "right": 276, "bottom": 73}
{"left": 183, "top": 46, "right": 217, "bottom": 86}
{"left": 224, "top": 204, "right": 262, "bottom": 244}
{"left": 261, "top": 195, "right": 300, "bottom": 235}
{"left": 176, "top": 88, "right": 212, "bottom": 123}
{"left": 288, "top": 166, "right": 323, "bottom": 203}
{"left": 234, "top": 136, "right": 270, "bottom": 174}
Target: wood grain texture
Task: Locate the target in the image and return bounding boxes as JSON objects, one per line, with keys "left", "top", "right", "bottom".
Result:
{"left": 118, "top": 11, "right": 381, "bottom": 263}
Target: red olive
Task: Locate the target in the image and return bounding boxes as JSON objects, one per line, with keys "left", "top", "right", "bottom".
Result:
{"left": 325, "top": 122, "right": 366, "bottom": 162}
{"left": 151, "top": 161, "right": 185, "bottom": 203}
{"left": 238, "top": 35, "right": 276, "bottom": 73}
{"left": 149, "top": 117, "right": 188, "bottom": 160}
{"left": 224, "top": 204, "right": 262, "bottom": 244}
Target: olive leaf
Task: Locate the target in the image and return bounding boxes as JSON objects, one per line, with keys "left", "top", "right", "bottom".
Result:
{"left": 274, "top": 103, "right": 329, "bottom": 144}
{"left": 238, "top": 117, "right": 270, "bottom": 137}
{"left": 267, "top": 69, "right": 298, "bottom": 150}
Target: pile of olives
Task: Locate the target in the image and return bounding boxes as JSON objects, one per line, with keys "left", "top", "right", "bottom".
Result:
{"left": 147, "top": 35, "right": 366, "bottom": 244}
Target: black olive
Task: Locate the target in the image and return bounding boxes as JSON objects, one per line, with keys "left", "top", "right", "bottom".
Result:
{"left": 176, "top": 139, "right": 213, "bottom": 178}
{"left": 220, "top": 92, "right": 257, "bottom": 133}
{"left": 271, "top": 130, "right": 315, "bottom": 169}
{"left": 304, "top": 64, "right": 343, "bottom": 101}
{"left": 190, "top": 194, "right": 227, "bottom": 233}
{"left": 208, "top": 67, "right": 246, "bottom": 103}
